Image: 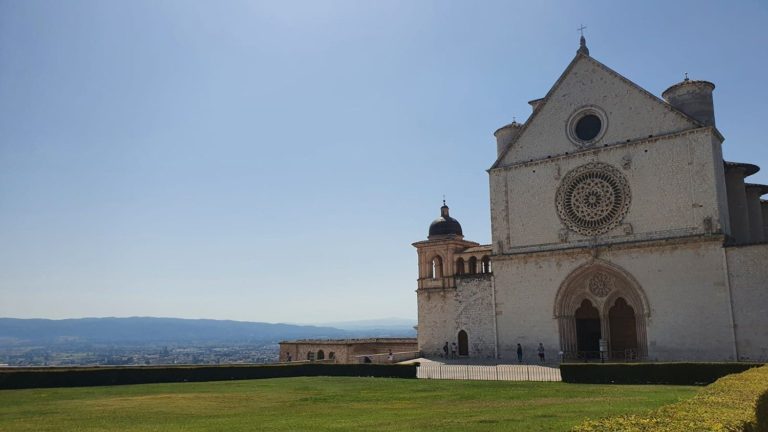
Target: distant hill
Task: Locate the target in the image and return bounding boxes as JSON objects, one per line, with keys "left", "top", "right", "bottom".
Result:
{"left": 0, "top": 317, "right": 414, "bottom": 347}
{"left": 312, "top": 318, "right": 416, "bottom": 331}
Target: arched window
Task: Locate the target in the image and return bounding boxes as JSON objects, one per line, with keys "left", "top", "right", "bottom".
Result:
{"left": 468, "top": 256, "right": 478, "bottom": 274}
{"left": 328, "top": 352, "right": 335, "bottom": 360}
{"left": 456, "top": 258, "right": 465, "bottom": 275}
{"left": 317, "top": 350, "right": 325, "bottom": 360}
{"left": 307, "top": 351, "right": 315, "bottom": 361}
{"left": 481, "top": 256, "right": 491, "bottom": 274}
{"left": 431, "top": 256, "right": 443, "bottom": 279}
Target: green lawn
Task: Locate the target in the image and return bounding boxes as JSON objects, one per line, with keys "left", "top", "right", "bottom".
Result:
{"left": 0, "top": 377, "right": 699, "bottom": 431}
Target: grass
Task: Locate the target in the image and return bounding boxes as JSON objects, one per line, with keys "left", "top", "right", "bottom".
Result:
{"left": 0, "top": 377, "right": 700, "bottom": 432}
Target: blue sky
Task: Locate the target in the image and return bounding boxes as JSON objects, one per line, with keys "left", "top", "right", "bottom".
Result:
{"left": 1, "top": 0, "right": 766, "bottom": 323}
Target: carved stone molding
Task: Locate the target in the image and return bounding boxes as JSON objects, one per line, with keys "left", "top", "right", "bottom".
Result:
{"left": 587, "top": 271, "right": 614, "bottom": 297}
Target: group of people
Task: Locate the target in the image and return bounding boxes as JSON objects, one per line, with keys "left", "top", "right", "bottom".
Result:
{"left": 441, "top": 341, "right": 548, "bottom": 363}
{"left": 442, "top": 342, "right": 459, "bottom": 359}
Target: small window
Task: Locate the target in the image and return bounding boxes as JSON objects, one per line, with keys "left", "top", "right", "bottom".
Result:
{"left": 307, "top": 351, "right": 315, "bottom": 361}
{"left": 317, "top": 350, "right": 325, "bottom": 360}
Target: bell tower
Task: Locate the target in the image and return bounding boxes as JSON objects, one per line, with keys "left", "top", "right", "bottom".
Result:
{"left": 412, "top": 201, "right": 479, "bottom": 290}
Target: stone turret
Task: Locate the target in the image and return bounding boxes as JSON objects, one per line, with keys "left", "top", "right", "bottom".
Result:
{"left": 494, "top": 121, "right": 523, "bottom": 157}
{"left": 662, "top": 77, "right": 716, "bottom": 126}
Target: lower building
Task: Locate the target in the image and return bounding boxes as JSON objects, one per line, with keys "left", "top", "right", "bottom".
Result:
{"left": 278, "top": 338, "right": 418, "bottom": 364}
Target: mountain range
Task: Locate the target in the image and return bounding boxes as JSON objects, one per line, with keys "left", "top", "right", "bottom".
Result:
{"left": 0, "top": 317, "right": 416, "bottom": 347}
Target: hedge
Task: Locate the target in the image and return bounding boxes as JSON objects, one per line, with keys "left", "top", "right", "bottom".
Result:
{"left": 0, "top": 363, "right": 417, "bottom": 390}
{"left": 560, "top": 362, "right": 764, "bottom": 385}
{"left": 571, "top": 363, "right": 768, "bottom": 432}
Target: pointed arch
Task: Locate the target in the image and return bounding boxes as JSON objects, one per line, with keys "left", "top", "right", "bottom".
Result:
{"left": 554, "top": 259, "right": 649, "bottom": 318}
{"left": 554, "top": 259, "right": 648, "bottom": 360}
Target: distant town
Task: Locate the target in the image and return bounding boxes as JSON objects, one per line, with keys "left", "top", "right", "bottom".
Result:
{"left": 0, "top": 317, "right": 416, "bottom": 367}
{"left": 1, "top": 342, "right": 280, "bottom": 367}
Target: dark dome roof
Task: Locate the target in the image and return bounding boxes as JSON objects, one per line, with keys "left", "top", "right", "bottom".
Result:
{"left": 428, "top": 203, "right": 463, "bottom": 239}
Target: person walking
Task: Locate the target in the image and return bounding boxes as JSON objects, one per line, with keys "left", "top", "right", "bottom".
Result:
{"left": 516, "top": 344, "right": 523, "bottom": 363}
{"left": 443, "top": 342, "right": 449, "bottom": 358}
{"left": 537, "top": 343, "right": 546, "bottom": 363}
{"left": 451, "top": 342, "right": 457, "bottom": 359}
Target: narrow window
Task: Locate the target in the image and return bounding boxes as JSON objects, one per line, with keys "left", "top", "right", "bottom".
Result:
{"left": 468, "top": 256, "right": 477, "bottom": 274}
{"left": 431, "top": 256, "right": 443, "bottom": 279}
{"left": 456, "top": 258, "right": 465, "bottom": 275}
{"left": 481, "top": 256, "right": 491, "bottom": 273}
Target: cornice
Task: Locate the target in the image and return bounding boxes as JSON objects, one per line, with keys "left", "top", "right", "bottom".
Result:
{"left": 488, "top": 127, "right": 716, "bottom": 174}
{"left": 492, "top": 232, "right": 726, "bottom": 261}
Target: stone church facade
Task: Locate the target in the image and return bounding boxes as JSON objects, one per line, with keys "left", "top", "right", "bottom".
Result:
{"left": 413, "top": 38, "right": 768, "bottom": 362}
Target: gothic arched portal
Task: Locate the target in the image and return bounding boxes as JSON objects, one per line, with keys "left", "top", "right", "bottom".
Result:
{"left": 554, "top": 260, "right": 648, "bottom": 360}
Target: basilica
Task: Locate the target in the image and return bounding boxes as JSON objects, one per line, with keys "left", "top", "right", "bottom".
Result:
{"left": 413, "top": 37, "right": 768, "bottom": 362}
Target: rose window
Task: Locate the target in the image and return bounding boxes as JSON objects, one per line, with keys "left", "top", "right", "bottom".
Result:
{"left": 556, "top": 162, "right": 631, "bottom": 236}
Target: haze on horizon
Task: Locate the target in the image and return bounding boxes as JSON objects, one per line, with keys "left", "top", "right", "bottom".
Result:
{"left": 1, "top": 0, "right": 767, "bottom": 323}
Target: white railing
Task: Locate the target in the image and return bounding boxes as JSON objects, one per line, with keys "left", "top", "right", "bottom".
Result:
{"left": 354, "top": 351, "right": 421, "bottom": 364}
{"left": 417, "top": 364, "right": 561, "bottom": 381}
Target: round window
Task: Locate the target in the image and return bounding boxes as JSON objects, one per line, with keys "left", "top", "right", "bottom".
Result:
{"left": 555, "top": 162, "right": 631, "bottom": 236}
{"left": 566, "top": 106, "right": 607, "bottom": 147}
{"left": 575, "top": 114, "right": 601, "bottom": 141}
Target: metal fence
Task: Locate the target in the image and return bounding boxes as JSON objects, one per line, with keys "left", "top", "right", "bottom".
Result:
{"left": 417, "top": 364, "right": 561, "bottom": 381}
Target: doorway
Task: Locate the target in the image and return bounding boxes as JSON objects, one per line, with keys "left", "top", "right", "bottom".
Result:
{"left": 457, "top": 330, "right": 469, "bottom": 356}
{"left": 609, "top": 297, "right": 638, "bottom": 360}
{"left": 575, "top": 299, "right": 601, "bottom": 359}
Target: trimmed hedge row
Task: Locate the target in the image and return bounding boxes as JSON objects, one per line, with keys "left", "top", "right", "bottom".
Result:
{"left": 0, "top": 363, "right": 417, "bottom": 390}
{"left": 560, "top": 362, "right": 764, "bottom": 385}
{"left": 571, "top": 363, "right": 768, "bottom": 432}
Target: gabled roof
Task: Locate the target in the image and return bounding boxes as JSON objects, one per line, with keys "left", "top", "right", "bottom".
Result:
{"left": 490, "top": 52, "right": 705, "bottom": 170}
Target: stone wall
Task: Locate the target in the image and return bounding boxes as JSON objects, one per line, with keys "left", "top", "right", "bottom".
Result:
{"left": 455, "top": 274, "right": 495, "bottom": 358}
{"left": 416, "top": 274, "right": 495, "bottom": 359}
{"left": 492, "top": 238, "right": 737, "bottom": 362}
{"left": 491, "top": 128, "right": 726, "bottom": 253}
{"left": 726, "top": 243, "right": 768, "bottom": 362}
{"left": 279, "top": 339, "right": 418, "bottom": 364}
{"left": 497, "top": 56, "right": 696, "bottom": 167}
{"left": 417, "top": 288, "right": 458, "bottom": 357}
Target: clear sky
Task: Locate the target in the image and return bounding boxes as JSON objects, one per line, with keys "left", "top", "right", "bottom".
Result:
{"left": 1, "top": 0, "right": 767, "bottom": 324}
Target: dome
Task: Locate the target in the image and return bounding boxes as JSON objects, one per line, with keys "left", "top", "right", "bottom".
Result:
{"left": 428, "top": 202, "right": 463, "bottom": 239}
